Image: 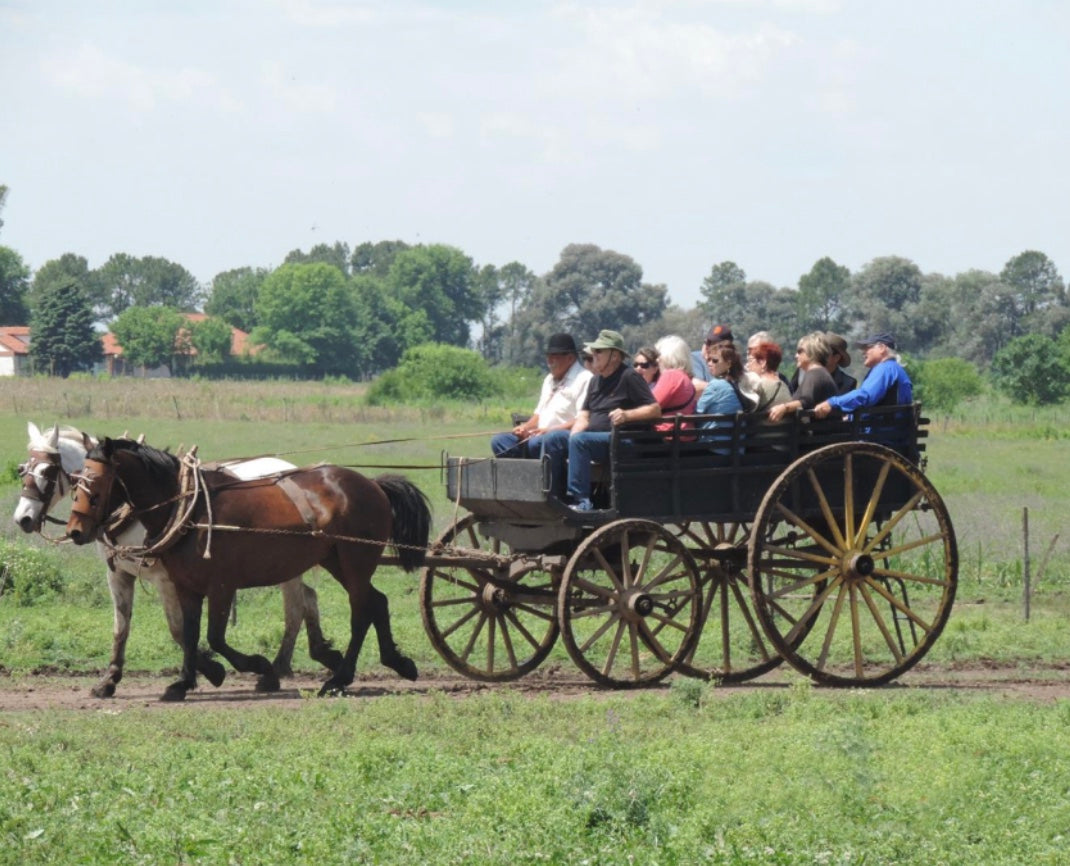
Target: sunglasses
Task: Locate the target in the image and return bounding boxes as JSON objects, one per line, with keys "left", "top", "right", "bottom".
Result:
{"left": 633, "top": 361, "right": 653, "bottom": 369}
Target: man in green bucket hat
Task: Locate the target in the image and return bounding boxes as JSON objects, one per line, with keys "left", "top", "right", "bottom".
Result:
{"left": 540, "top": 329, "right": 661, "bottom": 512}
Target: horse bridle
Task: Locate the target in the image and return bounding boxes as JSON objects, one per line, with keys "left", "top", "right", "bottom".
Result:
{"left": 69, "top": 456, "right": 120, "bottom": 537}
{"left": 18, "top": 450, "right": 69, "bottom": 527}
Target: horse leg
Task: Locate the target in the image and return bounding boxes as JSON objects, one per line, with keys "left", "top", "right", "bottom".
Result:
{"left": 272, "top": 578, "right": 304, "bottom": 677}
{"left": 205, "top": 589, "right": 280, "bottom": 693}
{"left": 301, "top": 581, "right": 344, "bottom": 672}
{"left": 368, "top": 585, "right": 418, "bottom": 681}
{"left": 91, "top": 568, "right": 135, "bottom": 698}
{"left": 319, "top": 582, "right": 374, "bottom": 697}
{"left": 157, "top": 574, "right": 225, "bottom": 688}
{"left": 162, "top": 592, "right": 203, "bottom": 702}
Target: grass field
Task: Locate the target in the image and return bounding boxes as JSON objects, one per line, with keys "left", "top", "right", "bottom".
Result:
{"left": 1, "top": 377, "right": 1068, "bottom": 864}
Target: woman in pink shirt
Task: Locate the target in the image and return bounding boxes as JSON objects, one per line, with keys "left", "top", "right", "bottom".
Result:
{"left": 633, "top": 336, "right": 698, "bottom": 432}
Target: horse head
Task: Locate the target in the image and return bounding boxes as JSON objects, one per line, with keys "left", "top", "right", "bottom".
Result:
{"left": 67, "top": 437, "right": 180, "bottom": 546}
{"left": 13, "top": 422, "right": 95, "bottom": 533}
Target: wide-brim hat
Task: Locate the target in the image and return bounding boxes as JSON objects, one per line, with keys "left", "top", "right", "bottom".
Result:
{"left": 585, "top": 329, "right": 629, "bottom": 357}
{"left": 855, "top": 332, "right": 897, "bottom": 351}
{"left": 826, "top": 333, "right": 851, "bottom": 367}
{"left": 545, "top": 333, "right": 578, "bottom": 355}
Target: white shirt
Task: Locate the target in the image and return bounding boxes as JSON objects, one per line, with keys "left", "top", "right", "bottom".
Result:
{"left": 534, "top": 361, "right": 593, "bottom": 430}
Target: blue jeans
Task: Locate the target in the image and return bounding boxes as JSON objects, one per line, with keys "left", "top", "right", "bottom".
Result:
{"left": 540, "top": 430, "right": 610, "bottom": 503}
{"left": 491, "top": 432, "right": 545, "bottom": 458}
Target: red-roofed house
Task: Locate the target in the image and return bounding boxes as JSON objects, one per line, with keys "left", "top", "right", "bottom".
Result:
{"left": 0, "top": 326, "right": 32, "bottom": 376}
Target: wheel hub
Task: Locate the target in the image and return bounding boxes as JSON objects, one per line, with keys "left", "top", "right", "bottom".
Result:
{"left": 845, "top": 552, "right": 876, "bottom": 579}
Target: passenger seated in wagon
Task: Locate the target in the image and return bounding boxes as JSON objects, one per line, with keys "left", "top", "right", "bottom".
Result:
{"left": 540, "top": 329, "right": 660, "bottom": 513}
{"left": 813, "top": 332, "right": 914, "bottom": 450}
{"left": 491, "top": 333, "right": 592, "bottom": 459}
{"left": 695, "top": 342, "right": 755, "bottom": 455}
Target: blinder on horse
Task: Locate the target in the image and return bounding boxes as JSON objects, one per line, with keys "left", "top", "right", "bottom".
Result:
{"left": 69, "top": 456, "right": 119, "bottom": 541}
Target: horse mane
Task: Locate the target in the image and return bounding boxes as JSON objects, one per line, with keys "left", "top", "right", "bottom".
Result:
{"left": 88, "top": 438, "right": 182, "bottom": 487}
{"left": 27, "top": 423, "right": 86, "bottom": 453}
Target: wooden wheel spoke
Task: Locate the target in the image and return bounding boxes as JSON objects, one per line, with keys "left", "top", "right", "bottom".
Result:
{"left": 432, "top": 571, "right": 481, "bottom": 594}
{"left": 864, "top": 577, "right": 934, "bottom": 632}
{"left": 783, "top": 576, "right": 842, "bottom": 644}
{"left": 761, "top": 544, "right": 837, "bottom": 567}
{"left": 858, "top": 582, "right": 905, "bottom": 662}
{"left": 637, "top": 619, "right": 676, "bottom": 664}
{"left": 861, "top": 491, "right": 926, "bottom": 552}
{"left": 571, "top": 575, "right": 616, "bottom": 600}
{"left": 485, "top": 615, "right": 497, "bottom": 670}
{"left": 872, "top": 532, "right": 947, "bottom": 560}
{"left": 853, "top": 461, "right": 892, "bottom": 547}
{"left": 580, "top": 609, "right": 621, "bottom": 652}
{"left": 599, "top": 619, "right": 627, "bottom": 673}
{"left": 815, "top": 581, "right": 848, "bottom": 671}
{"left": 502, "top": 607, "right": 546, "bottom": 651}
{"left": 439, "top": 604, "right": 480, "bottom": 639}
{"left": 764, "top": 568, "right": 837, "bottom": 601}
{"left": 728, "top": 577, "right": 774, "bottom": 662}
{"left": 773, "top": 503, "right": 842, "bottom": 557}
{"left": 510, "top": 601, "right": 557, "bottom": 622}
{"left": 460, "top": 612, "right": 489, "bottom": 661}
{"left": 807, "top": 468, "right": 847, "bottom": 549}
{"left": 849, "top": 583, "right": 864, "bottom": 677}
{"left": 631, "top": 531, "right": 660, "bottom": 586}
{"left": 572, "top": 601, "right": 616, "bottom": 619}
{"left": 639, "top": 555, "right": 688, "bottom": 593}
{"left": 431, "top": 594, "right": 482, "bottom": 610}
{"left": 643, "top": 608, "right": 691, "bottom": 635}
{"left": 629, "top": 621, "right": 641, "bottom": 678}
{"left": 844, "top": 452, "right": 855, "bottom": 543}
{"left": 870, "top": 566, "right": 950, "bottom": 588}
{"left": 592, "top": 547, "right": 625, "bottom": 592}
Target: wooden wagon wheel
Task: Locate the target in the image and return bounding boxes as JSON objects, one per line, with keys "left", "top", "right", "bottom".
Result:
{"left": 748, "top": 442, "right": 958, "bottom": 686}
{"left": 419, "top": 514, "right": 559, "bottom": 681}
{"left": 669, "top": 522, "right": 788, "bottom": 683}
{"left": 558, "top": 519, "right": 703, "bottom": 687}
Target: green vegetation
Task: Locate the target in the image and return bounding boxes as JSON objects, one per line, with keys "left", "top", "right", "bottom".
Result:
{"left": 1, "top": 380, "right": 1069, "bottom": 864}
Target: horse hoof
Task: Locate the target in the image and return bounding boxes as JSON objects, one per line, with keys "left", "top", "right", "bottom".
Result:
{"left": 255, "top": 674, "right": 281, "bottom": 693}
{"left": 318, "top": 681, "right": 346, "bottom": 697}
{"left": 91, "top": 682, "right": 117, "bottom": 699}
{"left": 386, "top": 656, "right": 418, "bottom": 681}
{"left": 161, "top": 683, "right": 189, "bottom": 702}
{"left": 202, "top": 661, "right": 226, "bottom": 688}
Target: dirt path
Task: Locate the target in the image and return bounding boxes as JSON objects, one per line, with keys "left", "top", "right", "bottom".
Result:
{"left": 1, "top": 661, "right": 1068, "bottom": 711}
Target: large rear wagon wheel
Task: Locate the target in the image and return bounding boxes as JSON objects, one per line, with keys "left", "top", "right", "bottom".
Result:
{"left": 748, "top": 442, "right": 957, "bottom": 686}
{"left": 558, "top": 519, "right": 703, "bottom": 687}
{"left": 670, "top": 522, "right": 787, "bottom": 684}
{"left": 419, "top": 515, "right": 559, "bottom": 681}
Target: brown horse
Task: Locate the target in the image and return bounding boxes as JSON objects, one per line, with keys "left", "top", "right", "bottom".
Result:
{"left": 66, "top": 438, "right": 431, "bottom": 701}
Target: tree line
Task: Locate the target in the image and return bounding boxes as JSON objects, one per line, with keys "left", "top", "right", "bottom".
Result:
{"left": 1, "top": 182, "right": 1068, "bottom": 400}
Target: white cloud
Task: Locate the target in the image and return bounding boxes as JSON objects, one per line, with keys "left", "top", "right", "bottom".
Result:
{"left": 46, "top": 42, "right": 221, "bottom": 112}
{"left": 261, "top": 62, "right": 339, "bottom": 114}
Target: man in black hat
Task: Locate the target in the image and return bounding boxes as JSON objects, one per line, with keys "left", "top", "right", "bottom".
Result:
{"left": 491, "top": 333, "right": 593, "bottom": 458}
{"left": 813, "top": 332, "right": 911, "bottom": 418}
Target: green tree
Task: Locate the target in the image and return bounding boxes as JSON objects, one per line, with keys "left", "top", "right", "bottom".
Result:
{"left": 29, "top": 254, "right": 98, "bottom": 316}
{"left": 111, "top": 306, "right": 186, "bottom": 374}
{"left": 0, "top": 184, "right": 7, "bottom": 234}
{"left": 351, "top": 240, "right": 411, "bottom": 277}
{"left": 849, "top": 256, "right": 925, "bottom": 348}
{"left": 251, "top": 262, "right": 357, "bottom": 376}
{"left": 913, "top": 357, "right": 984, "bottom": 414}
{"left": 698, "top": 261, "right": 747, "bottom": 320}
{"left": 797, "top": 256, "right": 850, "bottom": 332}
{"left": 387, "top": 245, "right": 483, "bottom": 347}
{"left": 0, "top": 245, "right": 30, "bottom": 324}
{"left": 508, "top": 244, "right": 667, "bottom": 366}
{"left": 990, "top": 334, "right": 1070, "bottom": 405}
{"left": 285, "top": 241, "right": 352, "bottom": 276}
{"left": 29, "top": 279, "right": 100, "bottom": 376}
{"left": 999, "top": 250, "right": 1067, "bottom": 338}
{"left": 189, "top": 316, "right": 233, "bottom": 364}
{"left": 205, "top": 267, "right": 267, "bottom": 333}
{"left": 366, "top": 343, "right": 501, "bottom": 404}
{"left": 95, "top": 253, "right": 203, "bottom": 318}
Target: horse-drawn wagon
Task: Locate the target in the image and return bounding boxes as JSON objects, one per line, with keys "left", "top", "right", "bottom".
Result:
{"left": 420, "top": 405, "right": 957, "bottom": 688}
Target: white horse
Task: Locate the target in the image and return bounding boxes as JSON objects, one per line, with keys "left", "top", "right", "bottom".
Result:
{"left": 14, "top": 422, "right": 342, "bottom": 697}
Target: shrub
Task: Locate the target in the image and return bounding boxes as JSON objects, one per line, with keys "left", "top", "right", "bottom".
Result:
{"left": 914, "top": 357, "right": 984, "bottom": 413}
{"left": 990, "top": 334, "right": 1070, "bottom": 405}
{"left": 366, "top": 343, "right": 502, "bottom": 404}
{"left": 0, "top": 540, "right": 66, "bottom": 606}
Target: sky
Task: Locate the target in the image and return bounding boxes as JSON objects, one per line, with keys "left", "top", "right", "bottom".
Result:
{"left": 2, "top": 0, "right": 1068, "bottom": 310}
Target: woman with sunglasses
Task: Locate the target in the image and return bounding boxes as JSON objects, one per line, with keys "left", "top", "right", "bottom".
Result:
{"left": 767, "top": 332, "right": 839, "bottom": 422}
{"left": 634, "top": 337, "right": 699, "bottom": 432}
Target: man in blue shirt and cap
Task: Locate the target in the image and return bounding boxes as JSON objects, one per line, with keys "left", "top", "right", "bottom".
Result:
{"left": 813, "top": 332, "right": 912, "bottom": 418}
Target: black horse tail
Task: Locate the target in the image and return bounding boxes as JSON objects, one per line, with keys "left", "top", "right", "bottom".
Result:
{"left": 375, "top": 474, "right": 432, "bottom": 572}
